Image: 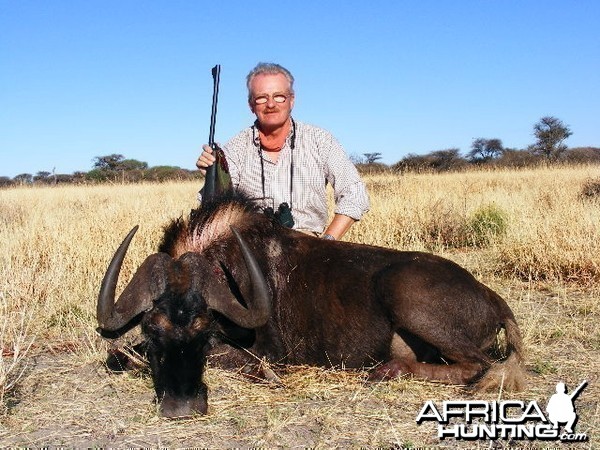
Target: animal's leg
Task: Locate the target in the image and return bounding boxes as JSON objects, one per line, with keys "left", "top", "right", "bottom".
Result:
{"left": 373, "top": 263, "right": 502, "bottom": 385}
{"left": 396, "top": 359, "right": 486, "bottom": 384}
{"left": 369, "top": 354, "right": 486, "bottom": 384}
{"left": 368, "top": 331, "right": 489, "bottom": 384}
{"left": 368, "top": 332, "right": 418, "bottom": 380}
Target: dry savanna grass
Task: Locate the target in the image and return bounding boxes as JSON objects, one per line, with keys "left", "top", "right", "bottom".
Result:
{"left": 1, "top": 165, "right": 599, "bottom": 448}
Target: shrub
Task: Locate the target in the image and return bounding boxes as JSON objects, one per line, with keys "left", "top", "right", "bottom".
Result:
{"left": 465, "top": 204, "right": 509, "bottom": 247}
{"left": 393, "top": 149, "right": 468, "bottom": 174}
{"left": 494, "top": 149, "right": 541, "bottom": 168}
{"left": 421, "top": 203, "right": 508, "bottom": 250}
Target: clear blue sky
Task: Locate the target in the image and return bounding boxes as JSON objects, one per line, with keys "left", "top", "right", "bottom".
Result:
{"left": 2, "top": 1, "right": 599, "bottom": 178}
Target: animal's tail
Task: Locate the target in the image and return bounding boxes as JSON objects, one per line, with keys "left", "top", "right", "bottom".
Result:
{"left": 475, "top": 317, "right": 526, "bottom": 392}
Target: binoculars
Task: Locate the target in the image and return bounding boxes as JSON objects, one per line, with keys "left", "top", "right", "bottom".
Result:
{"left": 264, "top": 202, "right": 294, "bottom": 228}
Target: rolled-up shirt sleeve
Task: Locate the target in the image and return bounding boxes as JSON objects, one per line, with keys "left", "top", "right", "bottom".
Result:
{"left": 322, "top": 132, "right": 370, "bottom": 221}
{"left": 333, "top": 179, "right": 370, "bottom": 220}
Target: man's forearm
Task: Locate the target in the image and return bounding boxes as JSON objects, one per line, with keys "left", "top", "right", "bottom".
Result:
{"left": 322, "top": 214, "right": 356, "bottom": 240}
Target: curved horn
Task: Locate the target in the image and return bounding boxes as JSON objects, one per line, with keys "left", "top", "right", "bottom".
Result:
{"left": 225, "top": 226, "right": 271, "bottom": 327}
{"left": 97, "top": 226, "right": 171, "bottom": 334}
{"left": 184, "top": 226, "right": 271, "bottom": 329}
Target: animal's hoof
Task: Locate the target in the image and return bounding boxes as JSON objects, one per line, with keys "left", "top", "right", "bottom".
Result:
{"left": 367, "top": 360, "right": 410, "bottom": 381}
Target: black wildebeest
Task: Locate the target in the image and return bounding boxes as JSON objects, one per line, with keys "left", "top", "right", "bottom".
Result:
{"left": 97, "top": 193, "right": 525, "bottom": 418}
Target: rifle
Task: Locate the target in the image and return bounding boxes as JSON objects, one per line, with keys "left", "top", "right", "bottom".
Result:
{"left": 569, "top": 380, "right": 588, "bottom": 401}
{"left": 203, "top": 64, "right": 231, "bottom": 204}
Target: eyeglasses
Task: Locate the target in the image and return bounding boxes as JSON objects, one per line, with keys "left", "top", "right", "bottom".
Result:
{"left": 252, "top": 93, "right": 292, "bottom": 105}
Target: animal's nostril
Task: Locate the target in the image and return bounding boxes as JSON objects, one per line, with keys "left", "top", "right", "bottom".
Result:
{"left": 160, "top": 395, "right": 208, "bottom": 419}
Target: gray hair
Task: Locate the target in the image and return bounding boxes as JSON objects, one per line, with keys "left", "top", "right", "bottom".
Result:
{"left": 246, "top": 62, "right": 295, "bottom": 100}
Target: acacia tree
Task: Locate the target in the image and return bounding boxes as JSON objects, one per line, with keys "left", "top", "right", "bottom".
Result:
{"left": 14, "top": 173, "right": 33, "bottom": 184}
{"left": 363, "top": 152, "right": 383, "bottom": 164}
{"left": 467, "top": 138, "right": 504, "bottom": 163}
{"left": 529, "top": 116, "right": 572, "bottom": 160}
{"left": 120, "top": 159, "right": 148, "bottom": 171}
{"left": 93, "top": 154, "right": 148, "bottom": 172}
{"left": 33, "top": 171, "right": 51, "bottom": 183}
{"left": 93, "top": 154, "right": 126, "bottom": 171}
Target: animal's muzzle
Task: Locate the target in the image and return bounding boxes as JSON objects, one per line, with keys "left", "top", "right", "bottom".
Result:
{"left": 160, "top": 392, "right": 208, "bottom": 418}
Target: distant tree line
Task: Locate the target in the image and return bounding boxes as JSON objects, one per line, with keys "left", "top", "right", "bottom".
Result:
{"left": 1, "top": 116, "right": 599, "bottom": 187}
{"left": 354, "top": 116, "right": 600, "bottom": 174}
{"left": 1, "top": 153, "right": 203, "bottom": 188}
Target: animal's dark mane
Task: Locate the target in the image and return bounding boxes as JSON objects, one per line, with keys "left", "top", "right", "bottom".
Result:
{"left": 189, "top": 191, "right": 263, "bottom": 230}
{"left": 158, "top": 191, "right": 270, "bottom": 255}
{"left": 158, "top": 218, "right": 184, "bottom": 255}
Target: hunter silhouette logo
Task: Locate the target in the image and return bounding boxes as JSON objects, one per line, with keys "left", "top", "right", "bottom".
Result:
{"left": 416, "top": 380, "right": 589, "bottom": 442}
{"left": 546, "top": 380, "right": 587, "bottom": 435}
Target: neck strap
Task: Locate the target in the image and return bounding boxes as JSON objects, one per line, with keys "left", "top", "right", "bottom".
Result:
{"left": 257, "top": 118, "right": 296, "bottom": 210}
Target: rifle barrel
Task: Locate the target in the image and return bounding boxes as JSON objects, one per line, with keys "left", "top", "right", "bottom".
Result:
{"left": 209, "top": 64, "right": 221, "bottom": 146}
{"left": 570, "top": 380, "right": 588, "bottom": 400}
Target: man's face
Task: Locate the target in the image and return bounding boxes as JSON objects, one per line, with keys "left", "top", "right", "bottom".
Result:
{"left": 248, "top": 73, "right": 294, "bottom": 131}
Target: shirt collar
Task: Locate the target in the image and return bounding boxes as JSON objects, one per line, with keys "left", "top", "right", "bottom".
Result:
{"left": 252, "top": 117, "right": 296, "bottom": 148}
